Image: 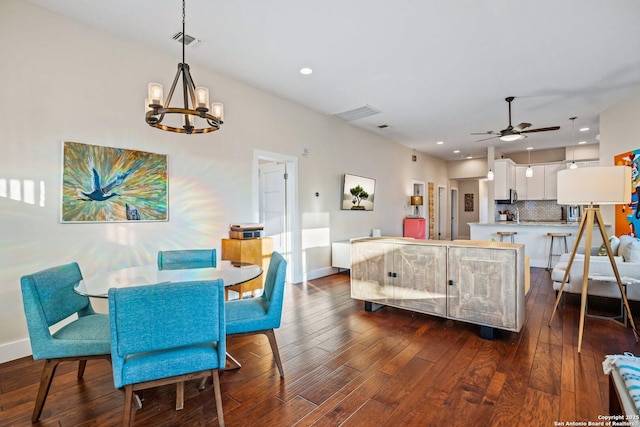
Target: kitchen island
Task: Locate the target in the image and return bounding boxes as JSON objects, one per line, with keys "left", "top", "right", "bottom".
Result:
{"left": 469, "top": 221, "right": 611, "bottom": 268}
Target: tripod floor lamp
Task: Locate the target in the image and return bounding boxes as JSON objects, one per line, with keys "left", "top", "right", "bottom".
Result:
{"left": 549, "top": 165, "right": 638, "bottom": 353}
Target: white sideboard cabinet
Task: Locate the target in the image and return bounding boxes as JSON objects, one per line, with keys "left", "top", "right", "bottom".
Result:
{"left": 350, "top": 237, "right": 525, "bottom": 337}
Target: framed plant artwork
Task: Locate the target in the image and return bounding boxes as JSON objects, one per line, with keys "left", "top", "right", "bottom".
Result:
{"left": 341, "top": 173, "right": 375, "bottom": 211}
{"left": 61, "top": 141, "right": 168, "bottom": 222}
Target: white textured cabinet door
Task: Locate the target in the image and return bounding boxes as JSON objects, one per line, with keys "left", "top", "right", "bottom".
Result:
{"left": 494, "top": 159, "right": 515, "bottom": 200}
{"left": 515, "top": 167, "right": 528, "bottom": 200}
{"left": 350, "top": 241, "right": 394, "bottom": 305}
{"left": 351, "top": 242, "right": 447, "bottom": 315}
{"left": 525, "top": 165, "right": 545, "bottom": 200}
{"left": 447, "top": 246, "right": 517, "bottom": 330}
{"left": 391, "top": 244, "right": 447, "bottom": 315}
{"left": 544, "top": 163, "right": 565, "bottom": 200}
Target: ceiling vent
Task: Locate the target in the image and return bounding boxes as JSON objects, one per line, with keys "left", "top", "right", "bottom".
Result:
{"left": 377, "top": 124, "right": 389, "bottom": 129}
{"left": 172, "top": 32, "right": 202, "bottom": 48}
{"left": 332, "top": 105, "right": 382, "bottom": 122}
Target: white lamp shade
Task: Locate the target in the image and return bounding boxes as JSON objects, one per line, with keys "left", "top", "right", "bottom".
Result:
{"left": 211, "top": 102, "right": 224, "bottom": 121}
{"left": 147, "top": 83, "right": 163, "bottom": 106}
{"left": 487, "top": 170, "right": 494, "bottom": 181}
{"left": 557, "top": 166, "right": 631, "bottom": 205}
{"left": 525, "top": 166, "right": 533, "bottom": 178}
{"left": 195, "top": 87, "right": 209, "bottom": 109}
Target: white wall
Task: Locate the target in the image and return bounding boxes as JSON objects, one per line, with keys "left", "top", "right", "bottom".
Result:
{"left": 457, "top": 180, "right": 480, "bottom": 239}
{"left": 0, "top": 0, "right": 449, "bottom": 362}
{"left": 600, "top": 93, "right": 640, "bottom": 225}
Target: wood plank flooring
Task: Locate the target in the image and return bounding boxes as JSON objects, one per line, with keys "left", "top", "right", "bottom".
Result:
{"left": 1, "top": 268, "right": 638, "bottom": 426}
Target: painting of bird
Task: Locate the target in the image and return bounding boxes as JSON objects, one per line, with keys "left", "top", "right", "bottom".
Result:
{"left": 77, "top": 155, "right": 133, "bottom": 201}
{"left": 61, "top": 141, "right": 167, "bottom": 222}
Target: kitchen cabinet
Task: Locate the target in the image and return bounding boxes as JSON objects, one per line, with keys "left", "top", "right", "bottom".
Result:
{"left": 515, "top": 163, "right": 563, "bottom": 200}
{"left": 527, "top": 165, "right": 545, "bottom": 200}
{"left": 515, "top": 166, "right": 527, "bottom": 199}
{"left": 568, "top": 160, "right": 600, "bottom": 168}
{"left": 544, "top": 163, "right": 565, "bottom": 200}
{"left": 515, "top": 165, "right": 544, "bottom": 200}
{"left": 494, "top": 159, "right": 516, "bottom": 200}
{"left": 351, "top": 237, "right": 525, "bottom": 334}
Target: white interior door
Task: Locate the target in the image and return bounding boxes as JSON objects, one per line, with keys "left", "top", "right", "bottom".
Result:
{"left": 450, "top": 187, "right": 458, "bottom": 240}
{"left": 437, "top": 185, "right": 447, "bottom": 240}
{"left": 259, "top": 162, "right": 286, "bottom": 255}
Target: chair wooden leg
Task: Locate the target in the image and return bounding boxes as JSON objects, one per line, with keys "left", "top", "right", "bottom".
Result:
{"left": 32, "top": 359, "right": 60, "bottom": 423}
{"left": 176, "top": 382, "right": 184, "bottom": 410}
{"left": 211, "top": 370, "right": 225, "bottom": 427}
{"left": 77, "top": 359, "right": 87, "bottom": 379}
{"left": 264, "top": 329, "right": 284, "bottom": 378}
{"left": 123, "top": 385, "right": 134, "bottom": 426}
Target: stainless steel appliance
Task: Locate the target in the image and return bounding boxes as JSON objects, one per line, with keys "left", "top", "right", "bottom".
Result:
{"left": 496, "top": 189, "right": 518, "bottom": 205}
{"left": 567, "top": 205, "right": 581, "bottom": 222}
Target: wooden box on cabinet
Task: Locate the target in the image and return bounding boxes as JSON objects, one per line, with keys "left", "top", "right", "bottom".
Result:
{"left": 221, "top": 237, "right": 273, "bottom": 299}
{"left": 350, "top": 237, "right": 525, "bottom": 335}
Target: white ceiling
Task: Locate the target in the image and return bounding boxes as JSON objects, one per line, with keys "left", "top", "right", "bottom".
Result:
{"left": 26, "top": 0, "right": 640, "bottom": 161}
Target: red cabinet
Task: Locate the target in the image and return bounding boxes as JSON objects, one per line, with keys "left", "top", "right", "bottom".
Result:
{"left": 403, "top": 218, "right": 426, "bottom": 239}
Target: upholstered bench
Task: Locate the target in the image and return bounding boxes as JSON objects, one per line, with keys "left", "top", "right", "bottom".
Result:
{"left": 603, "top": 353, "right": 640, "bottom": 417}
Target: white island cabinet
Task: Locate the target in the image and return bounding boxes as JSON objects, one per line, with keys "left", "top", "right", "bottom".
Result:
{"left": 350, "top": 237, "right": 525, "bottom": 337}
{"left": 468, "top": 222, "right": 611, "bottom": 268}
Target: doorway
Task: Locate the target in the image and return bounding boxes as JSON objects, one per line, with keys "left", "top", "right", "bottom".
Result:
{"left": 450, "top": 187, "right": 458, "bottom": 240}
{"left": 253, "top": 150, "right": 298, "bottom": 283}
{"left": 437, "top": 185, "right": 447, "bottom": 240}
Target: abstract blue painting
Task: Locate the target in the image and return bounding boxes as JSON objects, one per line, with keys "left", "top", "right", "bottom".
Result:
{"left": 61, "top": 141, "right": 168, "bottom": 222}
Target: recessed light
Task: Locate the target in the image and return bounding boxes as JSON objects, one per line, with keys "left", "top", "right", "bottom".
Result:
{"left": 299, "top": 67, "right": 313, "bottom": 75}
{"left": 579, "top": 127, "right": 589, "bottom": 132}
{"left": 578, "top": 141, "right": 587, "bottom": 144}
{"left": 466, "top": 155, "right": 473, "bottom": 159}
{"left": 437, "top": 141, "right": 444, "bottom": 145}
{"left": 526, "top": 147, "right": 533, "bottom": 150}
{"left": 453, "top": 150, "right": 460, "bottom": 154}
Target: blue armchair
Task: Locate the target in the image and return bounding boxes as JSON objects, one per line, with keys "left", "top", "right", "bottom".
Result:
{"left": 20, "top": 262, "right": 111, "bottom": 422}
{"left": 109, "top": 280, "right": 226, "bottom": 426}
{"left": 225, "top": 251, "right": 287, "bottom": 377}
{"left": 157, "top": 249, "right": 217, "bottom": 270}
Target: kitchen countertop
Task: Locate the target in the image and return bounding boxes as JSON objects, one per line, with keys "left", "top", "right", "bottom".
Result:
{"left": 469, "top": 221, "right": 611, "bottom": 227}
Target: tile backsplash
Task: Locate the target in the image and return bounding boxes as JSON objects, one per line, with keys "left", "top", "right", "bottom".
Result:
{"left": 496, "top": 200, "right": 564, "bottom": 222}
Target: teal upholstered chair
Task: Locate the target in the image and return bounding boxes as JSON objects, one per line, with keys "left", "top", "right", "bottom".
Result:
{"left": 20, "top": 262, "right": 111, "bottom": 423}
{"left": 225, "top": 251, "right": 287, "bottom": 377}
{"left": 109, "top": 280, "right": 226, "bottom": 426}
{"left": 157, "top": 249, "right": 217, "bottom": 270}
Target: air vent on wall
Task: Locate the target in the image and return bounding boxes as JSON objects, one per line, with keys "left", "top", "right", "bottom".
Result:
{"left": 172, "top": 32, "right": 202, "bottom": 48}
{"left": 331, "top": 105, "right": 382, "bottom": 122}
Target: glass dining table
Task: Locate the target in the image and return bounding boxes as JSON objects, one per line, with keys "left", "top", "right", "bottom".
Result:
{"left": 74, "top": 260, "right": 263, "bottom": 298}
{"left": 74, "top": 260, "right": 263, "bottom": 378}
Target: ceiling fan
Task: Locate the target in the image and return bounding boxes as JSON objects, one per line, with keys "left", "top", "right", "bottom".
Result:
{"left": 473, "top": 96, "right": 560, "bottom": 142}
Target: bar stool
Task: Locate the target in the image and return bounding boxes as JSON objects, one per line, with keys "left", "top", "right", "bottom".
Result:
{"left": 497, "top": 231, "right": 517, "bottom": 243}
{"left": 547, "top": 232, "right": 571, "bottom": 270}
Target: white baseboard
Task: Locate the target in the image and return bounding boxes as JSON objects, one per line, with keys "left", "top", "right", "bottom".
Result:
{"left": 0, "top": 338, "right": 32, "bottom": 363}
{"left": 295, "top": 266, "right": 338, "bottom": 284}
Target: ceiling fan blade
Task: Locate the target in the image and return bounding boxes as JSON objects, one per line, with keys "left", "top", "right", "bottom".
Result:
{"left": 471, "top": 131, "right": 497, "bottom": 135}
{"left": 475, "top": 135, "right": 500, "bottom": 142}
{"left": 521, "top": 126, "right": 560, "bottom": 134}
{"left": 513, "top": 122, "right": 531, "bottom": 132}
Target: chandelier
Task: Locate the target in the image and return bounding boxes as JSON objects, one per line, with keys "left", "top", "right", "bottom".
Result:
{"left": 145, "top": 0, "right": 223, "bottom": 134}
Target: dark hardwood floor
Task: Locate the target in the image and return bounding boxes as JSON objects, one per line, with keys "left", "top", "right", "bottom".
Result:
{"left": 1, "top": 268, "right": 638, "bottom": 426}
